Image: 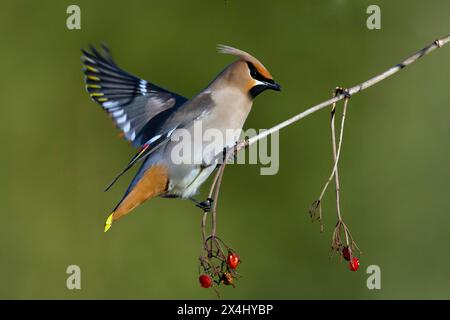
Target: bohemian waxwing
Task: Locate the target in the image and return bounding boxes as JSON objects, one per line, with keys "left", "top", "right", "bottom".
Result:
{"left": 81, "top": 44, "right": 281, "bottom": 232}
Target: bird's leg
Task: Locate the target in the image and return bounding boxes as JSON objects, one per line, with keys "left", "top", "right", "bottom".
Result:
{"left": 190, "top": 197, "right": 214, "bottom": 212}
{"left": 221, "top": 147, "right": 227, "bottom": 164}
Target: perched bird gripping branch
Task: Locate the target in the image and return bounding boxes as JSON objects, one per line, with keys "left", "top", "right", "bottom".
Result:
{"left": 81, "top": 44, "right": 281, "bottom": 232}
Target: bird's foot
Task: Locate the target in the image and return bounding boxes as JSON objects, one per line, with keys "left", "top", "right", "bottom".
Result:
{"left": 195, "top": 198, "right": 214, "bottom": 212}
{"left": 335, "top": 86, "right": 351, "bottom": 98}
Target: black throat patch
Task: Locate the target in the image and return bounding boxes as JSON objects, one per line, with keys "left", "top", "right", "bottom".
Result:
{"left": 249, "top": 85, "right": 269, "bottom": 99}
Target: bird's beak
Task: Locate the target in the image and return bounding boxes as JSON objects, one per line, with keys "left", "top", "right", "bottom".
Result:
{"left": 265, "top": 81, "right": 281, "bottom": 91}
{"left": 249, "top": 80, "right": 281, "bottom": 98}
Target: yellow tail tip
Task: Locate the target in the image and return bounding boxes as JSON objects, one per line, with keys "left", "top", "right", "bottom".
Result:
{"left": 104, "top": 213, "right": 114, "bottom": 233}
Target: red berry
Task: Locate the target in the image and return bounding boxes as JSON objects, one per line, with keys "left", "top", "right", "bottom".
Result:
{"left": 349, "top": 257, "right": 360, "bottom": 271}
{"left": 227, "top": 252, "right": 240, "bottom": 269}
{"left": 342, "top": 246, "right": 351, "bottom": 261}
{"left": 199, "top": 274, "right": 212, "bottom": 288}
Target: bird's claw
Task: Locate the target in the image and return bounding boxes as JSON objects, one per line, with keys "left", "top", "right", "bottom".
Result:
{"left": 335, "top": 86, "right": 351, "bottom": 98}
{"left": 196, "top": 198, "right": 214, "bottom": 212}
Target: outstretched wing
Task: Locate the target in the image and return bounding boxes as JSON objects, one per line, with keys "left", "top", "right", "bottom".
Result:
{"left": 81, "top": 44, "right": 188, "bottom": 148}
{"left": 103, "top": 92, "right": 215, "bottom": 191}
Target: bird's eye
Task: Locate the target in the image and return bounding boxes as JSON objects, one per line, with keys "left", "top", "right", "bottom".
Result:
{"left": 247, "top": 62, "right": 259, "bottom": 79}
{"left": 247, "top": 62, "right": 274, "bottom": 84}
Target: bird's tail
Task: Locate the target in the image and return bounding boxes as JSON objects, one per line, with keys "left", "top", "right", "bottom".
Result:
{"left": 104, "top": 164, "right": 169, "bottom": 232}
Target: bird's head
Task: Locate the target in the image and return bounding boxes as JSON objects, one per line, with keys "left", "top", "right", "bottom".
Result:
{"left": 217, "top": 45, "right": 281, "bottom": 99}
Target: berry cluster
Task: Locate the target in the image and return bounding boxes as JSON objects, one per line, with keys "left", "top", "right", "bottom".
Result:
{"left": 342, "top": 246, "right": 360, "bottom": 271}
{"left": 199, "top": 250, "right": 241, "bottom": 289}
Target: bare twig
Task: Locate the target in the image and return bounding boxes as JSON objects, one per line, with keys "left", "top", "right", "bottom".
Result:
{"left": 309, "top": 89, "right": 349, "bottom": 231}
{"left": 215, "top": 35, "right": 450, "bottom": 158}
{"left": 320, "top": 93, "right": 349, "bottom": 207}
{"left": 330, "top": 95, "right": 350, "bottom": 250}
{"left": 206, "top": 144, "right": 239, "bottom": 243}
{"left": 331, "top": 94, "right": 345, "bottom": 223}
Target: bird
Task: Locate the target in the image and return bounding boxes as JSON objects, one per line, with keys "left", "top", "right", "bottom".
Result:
{"left": 81, "top": 44, "right": 281, "bottom": 232}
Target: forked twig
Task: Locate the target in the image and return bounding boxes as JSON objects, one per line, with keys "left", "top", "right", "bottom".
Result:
{"left": 309, "top": 89, "right": 350, "bottom": 231}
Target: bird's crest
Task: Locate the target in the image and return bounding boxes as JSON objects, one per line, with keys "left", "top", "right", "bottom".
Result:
{"left": 217, "top": 44, "right": 273, "bottom": 79}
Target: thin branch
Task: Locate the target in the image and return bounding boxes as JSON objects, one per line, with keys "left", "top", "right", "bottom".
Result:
{"left": 223, "top": 35, "right": 450, "bottom": 156}
{"left": 210, "top": 162, "right": 226, "bottom": 238}
{"left": 200, "top": 145, "right": 239, "bottom": 259}
{"left": 210, "top": 145, "right": 240, "bottom": 235}
{"left": 317, "top": 96, "right": 349, "bottom": 205}
{"left": 330, "top": 97, "right": 349, "bottom": 247}
{"left": 330, "top": 97, "right": 345, "bottom": 224}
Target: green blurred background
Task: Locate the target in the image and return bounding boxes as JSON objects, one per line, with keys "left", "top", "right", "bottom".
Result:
{"left": 1, "top": 0, "right": 450, "bottom": 299}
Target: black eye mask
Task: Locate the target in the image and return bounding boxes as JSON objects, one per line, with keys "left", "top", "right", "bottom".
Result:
{"left": 247, "top": 62, "right": 276, "bottom": 99}
{"left": 246, "top": 62, "right": 274, "bottom": 84}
